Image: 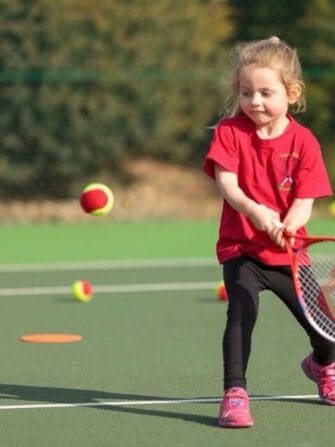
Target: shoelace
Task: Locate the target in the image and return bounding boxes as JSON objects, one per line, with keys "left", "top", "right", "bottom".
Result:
{"left": 223, "top": 392, "right": 248, "bottom": 409}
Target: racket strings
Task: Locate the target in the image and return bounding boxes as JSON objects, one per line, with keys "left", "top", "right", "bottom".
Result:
{"left": 298, "top": 253, "right": 335, "bottom": 340}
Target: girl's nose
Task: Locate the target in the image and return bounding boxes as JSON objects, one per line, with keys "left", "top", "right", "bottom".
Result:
{"left": 250, "top": 93, "right": 261, "bottom": 105}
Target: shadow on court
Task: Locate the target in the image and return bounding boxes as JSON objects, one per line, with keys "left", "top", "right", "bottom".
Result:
{"left": 0, "top": 383, "right": 326, "bottom": 428}
{"left": 0, "top": 383, "right": 217, "bottom": 427}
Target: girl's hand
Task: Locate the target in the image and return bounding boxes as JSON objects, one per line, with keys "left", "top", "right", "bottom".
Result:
{"left": 281, "top": 223, "right": 297, "bottom": 247}
{"left": 270, "top": 221, "right": 296, "bottom": 249}
{"left": 247, "top": 204, "right": 281, "bottom": 233}
{"left": 270, "top": 221, "right": 287, "bottom": 248}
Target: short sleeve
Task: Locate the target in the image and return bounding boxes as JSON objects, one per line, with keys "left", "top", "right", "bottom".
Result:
{"left": 203, "top": 121, "right": 240, "bottom": 179}
{"left": 294, "top": 133, "right": 332, "bottom": 198}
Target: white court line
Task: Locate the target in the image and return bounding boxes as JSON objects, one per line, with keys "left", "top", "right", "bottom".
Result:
{"left": 0, "top": 281, "right": 217, "bottom": 297}
{"left": 0, "top": 257, "right": 215, "bottom": 273}
{"left": 0, "top": 395, "right": 320, "bottom": 411}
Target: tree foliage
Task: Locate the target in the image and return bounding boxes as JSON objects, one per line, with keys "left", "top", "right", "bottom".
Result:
{"left": 0, "top": 0, "right": 232, "bottom": 198}
{"left": 2, "top": 0, "right": 335, "bottom": 198}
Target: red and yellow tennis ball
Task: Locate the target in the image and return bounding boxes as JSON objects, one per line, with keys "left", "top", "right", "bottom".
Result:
{"left": 216, "top": 281, "right": 228, "bottom": 301}
{"left": 71, "top": 280, "right": 94, "bottom": 303}
{"left": 328, "top": 200, "right": 335, "bottom": 218}
{"left": 80, "top": 183, "right": 114, "bottom": 216}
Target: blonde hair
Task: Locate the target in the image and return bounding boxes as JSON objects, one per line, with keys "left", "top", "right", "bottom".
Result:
{"left": 221, "top": 36, "right": 306, "bottom": 117}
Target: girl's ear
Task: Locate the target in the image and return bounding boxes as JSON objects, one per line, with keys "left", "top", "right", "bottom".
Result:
{"left": 288, "top": 84, "right": 302, "bottom": 104}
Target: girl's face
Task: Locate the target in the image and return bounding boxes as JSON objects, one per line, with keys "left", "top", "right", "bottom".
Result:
{"left": 238, "top": 64, "right": 295, "bottom": 134}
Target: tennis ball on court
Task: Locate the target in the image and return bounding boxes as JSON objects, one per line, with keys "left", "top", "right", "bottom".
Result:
{"left": 216, "top": 281, "right": 228, "bottom": 301}
{"left": 328, "top": 200, "right": 335, "bottom": 218}
{"left": 80, "top": 183, "right": 114, "bottom": 216}
{"left": 71, "top": 280, "right": 94, "bottom": 303}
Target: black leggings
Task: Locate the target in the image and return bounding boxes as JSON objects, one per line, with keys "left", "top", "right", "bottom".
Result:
{"left": 222, "top": 256, "right": 335, "bottom": 390}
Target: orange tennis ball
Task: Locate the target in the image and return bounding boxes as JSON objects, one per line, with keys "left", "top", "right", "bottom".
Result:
{"left": 328, "top": 200, "right": 335, "bottom": 218}
{"left": 80, "top": 183, "right": 114, "bottom": 216}
{"left": 216, "top": 282, "right": 228, "bottom": 301}
{"left": 71, "top": 280, "right": 94, "bottom": 303}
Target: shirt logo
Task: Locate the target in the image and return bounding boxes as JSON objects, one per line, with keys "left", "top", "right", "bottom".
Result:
{"left": 278, "top": 176, "right": 293, "bottom": 191}
{"left": 277, "top": 151, "right": 300, "bottom": 191}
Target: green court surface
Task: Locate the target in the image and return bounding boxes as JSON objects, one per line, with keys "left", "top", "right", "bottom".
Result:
{"left": 0, "top": 218, "right": 334, "bottom": 446}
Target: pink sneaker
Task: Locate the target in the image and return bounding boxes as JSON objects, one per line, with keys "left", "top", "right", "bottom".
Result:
{"left": 218, "top": 387, "right": 254, "bottom": 428}
{"left": 301, "top": 353, "right": 335, "bottom": 405}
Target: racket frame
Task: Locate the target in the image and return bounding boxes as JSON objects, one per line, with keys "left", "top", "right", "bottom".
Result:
{"left": 284, "top": 234, "right": 335, "bottom": 342}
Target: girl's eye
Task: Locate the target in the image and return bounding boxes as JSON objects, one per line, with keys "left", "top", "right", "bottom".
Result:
{"left": 241, "top": 91, "right": 251, "bottom": 97}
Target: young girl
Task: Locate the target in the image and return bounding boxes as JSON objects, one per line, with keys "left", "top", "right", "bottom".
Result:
{"left": 203, "top": 36, "right": 335, "bottom": 428}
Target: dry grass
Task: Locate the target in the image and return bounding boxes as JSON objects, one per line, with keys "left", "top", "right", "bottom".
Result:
{"left": 0, "top": 159, "right": 221, "bottom": 223}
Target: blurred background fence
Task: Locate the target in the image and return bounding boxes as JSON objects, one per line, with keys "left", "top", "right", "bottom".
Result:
{"left": 1, "top": 0, "right": 335, "bottom": 201}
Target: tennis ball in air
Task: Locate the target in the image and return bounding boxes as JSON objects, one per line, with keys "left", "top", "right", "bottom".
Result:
{"left": 328, "top": 200, "right": 335, "bottom": 218}
{"left": 216, "top": 282, "right": 228, "bottom": 301}
{"left": 71, "top": 280, "right": 94, "bottom": 303}
{"left": 80, "top": 183, "right": 114, "bottom": 216}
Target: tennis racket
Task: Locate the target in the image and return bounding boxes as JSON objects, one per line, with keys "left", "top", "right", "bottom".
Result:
{"left": 276, "top": 225, "right": 335, "bottom": 342}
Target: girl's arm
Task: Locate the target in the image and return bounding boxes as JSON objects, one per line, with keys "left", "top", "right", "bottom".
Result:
{"left": 283, "top": 198, "right": 314, "bottom": 231}
{"left": 273, "top": 198, "right": 314, "bottom": 247}
{"left": 214, "top": 164, "right": 280, "bottom": 234}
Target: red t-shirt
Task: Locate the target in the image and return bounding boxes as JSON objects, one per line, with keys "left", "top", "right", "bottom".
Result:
{"left": 203, "top": 114, "right": 332, "bottom": 265}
